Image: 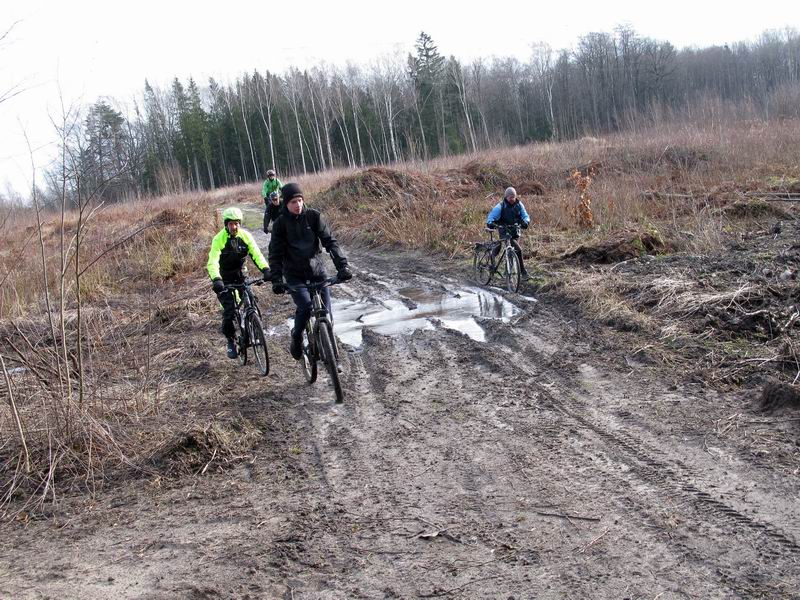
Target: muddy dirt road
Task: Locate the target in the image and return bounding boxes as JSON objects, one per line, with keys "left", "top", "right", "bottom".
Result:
{"left": 2, "top": 243, "right": 799, "bottom": 599}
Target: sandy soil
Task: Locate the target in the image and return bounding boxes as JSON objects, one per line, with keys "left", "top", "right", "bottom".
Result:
{"left": 2, "top": 232, "right": 799, "bottom": 599}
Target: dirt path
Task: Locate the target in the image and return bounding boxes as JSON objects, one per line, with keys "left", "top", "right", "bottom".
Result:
{"left": 2, "top": 243, "right": 799, "bottom": 599}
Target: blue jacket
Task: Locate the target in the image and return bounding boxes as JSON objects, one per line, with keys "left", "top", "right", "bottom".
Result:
{"left": 487, "top": 199, "right": 530, "bottom": 227}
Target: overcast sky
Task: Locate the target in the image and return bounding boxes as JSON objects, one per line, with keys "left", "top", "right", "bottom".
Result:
{"left": 1, "top": 0, "right": 797, "bottom": 196}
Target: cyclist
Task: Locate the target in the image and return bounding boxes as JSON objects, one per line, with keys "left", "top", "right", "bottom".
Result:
{"left": 261, "top": 169, "right": 282, "bottom": 201}
{"left": 486, "top": 186, "right": 531, "bottom": 279}
{"left": 207, "top": 207, "right": 271, "bottom": 359}
{"left": 262, "top": 169, "right": 282, "bottom": 232}
{"left": 263, "top": 191, "right": 281, "bottom": 234}
{"left": 268, "top": 183, "right": 353, "bottom": 360}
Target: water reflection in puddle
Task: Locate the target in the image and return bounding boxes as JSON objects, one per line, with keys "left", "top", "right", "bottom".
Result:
{"left": 333, "top": 285, "right": 520, "bottom": 347}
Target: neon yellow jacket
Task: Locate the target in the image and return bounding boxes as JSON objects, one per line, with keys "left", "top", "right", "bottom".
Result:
{"left": 206, "top": 228, "right": 268, "bottom": 281}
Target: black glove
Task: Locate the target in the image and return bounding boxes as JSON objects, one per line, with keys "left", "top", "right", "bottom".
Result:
{"left": 337, "top": 267, "right": 353, "bottom": 282}
{"left": 261, "top": 267, "right": 271, "bottom": 281}
{"left": 211, "top": 278, "right": 225, "bottom": 294}
{"left": 487, "top": 222, "right": 498, "bottom": 229}
{"left": 520, "top": 222, "right": 529, "bottom": 229}
{"left": 272, "top": 281, "right": 287, "bottom": 295}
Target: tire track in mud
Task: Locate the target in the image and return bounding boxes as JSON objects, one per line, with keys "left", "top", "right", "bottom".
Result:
{"left": 450, "top": 313, "right": 800, "bottom": 596}
{"left": 473, "top": 322, "right": 800, "bottom": 600}
{"left": 256, "top": 249, "right": 799, "bottom": 596}
{"left": 531, "top": 373, "right": 800, "bottom": 556}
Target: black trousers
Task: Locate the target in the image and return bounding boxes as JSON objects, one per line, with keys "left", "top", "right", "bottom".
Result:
{"left": 286, "top": 275, "right": 332, "bottom": 339}
{"left": 216, "top": 274, "right": 244, "bottom": 339}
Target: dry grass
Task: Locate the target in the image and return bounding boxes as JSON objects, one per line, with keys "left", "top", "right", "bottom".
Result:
{"left": 304, "top": 118, "right": 800, "bottom": 261}
{"left": 2, "top": 116, "right": 799, "bottom": 514}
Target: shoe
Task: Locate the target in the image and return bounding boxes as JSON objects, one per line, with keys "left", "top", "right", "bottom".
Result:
{"left": 521, "top": 270, "right": 530, "bottom": 281}
{"left": 289, "top": 333, "right": 303, "bottom": 360}
{"left": 226, "top": 338, "right": 238, "bottom": 359}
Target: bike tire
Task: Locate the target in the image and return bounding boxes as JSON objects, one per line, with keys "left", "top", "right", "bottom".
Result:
{"left": 247, "top": 313, "right": 269, "bottom": 376}
{"left": 319, "top": 320, "right": 344, "bottom": 403}
{"left": 473, "top": 246, "right": 493, "bottom": 286}
{"left": 301, "top": 323, "right": 317, "bottom": 383}
{"left": 236, "top": 316, "right": 248, "bottom": 366}
{"left": 504, "top": 248, "right": 521, "bottom": 293}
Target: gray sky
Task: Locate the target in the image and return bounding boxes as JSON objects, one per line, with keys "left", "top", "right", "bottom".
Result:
{"left": 1, "top": 0, "right": 797, "bottom": 196}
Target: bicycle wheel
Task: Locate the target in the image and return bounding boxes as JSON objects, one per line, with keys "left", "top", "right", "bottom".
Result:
{"left": 301, "top": 322, "right": 317, "bottom": 383}
{"left": 235, "top": 315, "right": 248, "bottom": 366}
{"left": 504, "top": 247, "right": 521, "bottom": 293}
{"left": 473, "top": 246, "right": 493, "bottom": 285}
{"left": 318, "top": 320, "right": 344, "bottom": 403}
{"left": 247, "top": 313, "right": 269, "bottom": 376}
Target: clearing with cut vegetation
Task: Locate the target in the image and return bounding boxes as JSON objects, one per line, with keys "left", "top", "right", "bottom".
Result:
{"left": 1, "top": 120, "right": 799, "bottom": 599}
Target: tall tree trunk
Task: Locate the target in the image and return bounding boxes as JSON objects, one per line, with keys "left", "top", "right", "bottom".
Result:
{"left": 238, "top": 82, "right": 259, "bottom": 180}
{"left": 350, "top": 94, "right": 365, "bottom": 167}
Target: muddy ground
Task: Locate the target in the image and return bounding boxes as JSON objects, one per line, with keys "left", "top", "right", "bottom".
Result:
{"left": 2, "top": 222, "right": 800, "bottom": 599}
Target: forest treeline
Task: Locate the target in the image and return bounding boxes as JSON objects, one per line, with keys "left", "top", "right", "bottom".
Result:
{"left": 29, "top": 27, "right": 800, "bottom": 207}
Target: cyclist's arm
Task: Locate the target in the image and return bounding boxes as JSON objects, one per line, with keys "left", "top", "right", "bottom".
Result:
{"left": 261, "top": 179, "right": 269, "bottom": 199}
{"left": 518, "top": 203, "right": 531, "bottom": 226}
{"left": 240, "top": 230, "right": 269, "bottom": 271}
{"left": 315, "top": 213, "right": 348, "bottom": 270}
{"left": 268, "top": 218, "right": 286, "bottom": 280}
{"left": 206, "top": 231, "right": 226, "bottom": 280}
{"left": 486, "top": 203, "right": 501, "bottom": 226}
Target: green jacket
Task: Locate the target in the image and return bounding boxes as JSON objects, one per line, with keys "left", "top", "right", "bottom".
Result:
{"left": 206, "top": 228, "right": 268, "bottom": 281}
{"left": 261, "top": 177, "right": 282, "bottom": 199}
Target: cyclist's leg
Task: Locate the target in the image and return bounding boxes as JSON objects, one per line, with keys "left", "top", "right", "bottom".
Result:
{"left": 321, "top": 283, "right": 332, "bottom": 326}
{"left": 287, "top": 277, "right": 313, "bottom": 359}
{"left": 511, "top": 239, "right": 527, "bottom": 276}
{"left": 216, "top": 287, "right": 238, "bottom": 358}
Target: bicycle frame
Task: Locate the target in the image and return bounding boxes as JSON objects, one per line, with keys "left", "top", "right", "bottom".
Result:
{"left": 225, "top": 278, "right": 264, "bottom": 330}
{"left": 288, "top": 277, "right": 338, "bottom": 362}
{"left": 474, "top": 225, "right": 523, "bottom": 292}
{"left": 484, "top": 226, "right": 520, "bottom": 274}
{"left": 286, "top": 276, "right": 344, "bottom": 402}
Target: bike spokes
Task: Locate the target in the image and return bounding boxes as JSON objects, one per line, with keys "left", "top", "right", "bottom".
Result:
{"left": 248, "top": 313, "right": 269, "bottom": 376}
{"left": 319, "top": 321, "right": 344, "bottom": 403}
{"left": 301, "top": 324, "right": 317, "bottom": 383}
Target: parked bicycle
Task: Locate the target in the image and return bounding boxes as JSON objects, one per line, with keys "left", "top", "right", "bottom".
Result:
{"left": 286, "top": 277, "right": 344, "bottom": 403}
{"left": 473, "top": 224, "right": 523, "bottom": 292}
{"left": 225, "top": 278, "right": 270, "bottom": 376}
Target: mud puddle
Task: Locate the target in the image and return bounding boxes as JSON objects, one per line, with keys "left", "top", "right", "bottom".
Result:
{"left": 332, "top": 284, "right": 521, "bottom": 347}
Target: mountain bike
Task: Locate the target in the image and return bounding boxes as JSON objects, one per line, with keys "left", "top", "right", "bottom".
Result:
{"left": 286, "top": 277, "right": 344, "bottom": 403}
{"left": 473, "top": 224, "right": 522, "bottom": 292}
{"left": 225, "top": 278, "right": 270, "bottom": 376}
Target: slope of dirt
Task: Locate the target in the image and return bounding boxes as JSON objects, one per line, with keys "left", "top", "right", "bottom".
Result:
{"left": 2, "top": 235, "right": 798, "bottom": 598}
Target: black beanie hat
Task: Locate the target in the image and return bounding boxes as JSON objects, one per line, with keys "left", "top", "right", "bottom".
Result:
{"left": 281, "top": 183, "right": 303, "bottom": 202}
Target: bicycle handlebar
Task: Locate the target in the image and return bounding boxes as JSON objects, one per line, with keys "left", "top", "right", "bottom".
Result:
{"left": 224, "top": 278, "right": 265, "bottom": 291}
{"left": 485, "top": 224, "right": 523, "bottom": 239}
{"left": 285, "top": 276, "right": 341, "bottom": 293}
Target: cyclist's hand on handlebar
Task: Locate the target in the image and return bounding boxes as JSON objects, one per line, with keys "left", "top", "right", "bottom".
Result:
{"left": 261, "top": 267, "right": 272, "bottom": 281}
{"left": 272, "top": 281, "right": 287, "bottom": 295}
{"left": 487, "top": 222, "right": 498, "bottom": 229}
{"left": 211, "top": 278, "right": 225, "bottom": 294}
{"left": 337, "top": 266, "right": 353, "bottom": 282}
{"left": 520, "top": 221, "right": 529, "bottom": 229}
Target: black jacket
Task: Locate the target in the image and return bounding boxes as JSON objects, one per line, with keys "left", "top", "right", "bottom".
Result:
{"left": 263, "top": 201, "right": 281, "bottom": 233}
{"left": 268, "top": 206, "right": 347, "bottom": 281}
